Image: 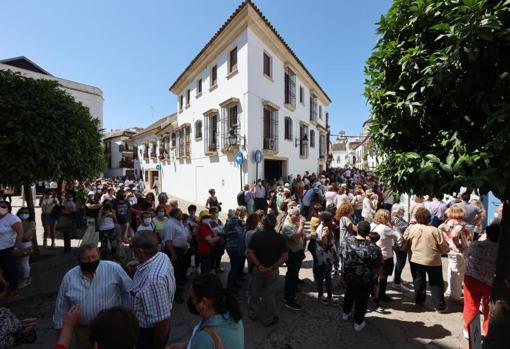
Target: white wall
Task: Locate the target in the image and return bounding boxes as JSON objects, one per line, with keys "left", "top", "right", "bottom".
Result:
{"left": 0, "top": 63, "right": 104, "bottom": 127}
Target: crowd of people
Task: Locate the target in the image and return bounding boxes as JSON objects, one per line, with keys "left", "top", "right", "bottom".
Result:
{"left": 0, "top": 167, "right": 504, "bottom": 348}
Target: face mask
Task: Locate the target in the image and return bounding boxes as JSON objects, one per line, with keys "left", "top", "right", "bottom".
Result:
{"left": 129, "top": 197, "right": 137, "bottom": 206}
{"left": 144, "top": 218, "right": 152, "bottom": 225}
{"left": 214, "top": 213, "right": 219, "bottom": 219}
{"left": 20, "top": 213, "right": 30, "bottom": 220}
{"left": 157, "top": 211, "right": 165, "bottom": 218}
{"left": 97, "top": 185, "right": 103, "bottom": 190}
{"left": 80, "top": 260, "right": 100, "bottom": 274}
{"left": 202, "top": 218, "right": 210, "bottom": 225}
{"left": 0, "top": 208, "right": 8, "bottom": 215}
{"left": 187, "top": 297, "right": 199, "bottom": 315}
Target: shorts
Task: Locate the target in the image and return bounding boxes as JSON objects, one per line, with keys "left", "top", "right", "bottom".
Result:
{"left": 41, "top": 213, "right": 57, "bottom": 226}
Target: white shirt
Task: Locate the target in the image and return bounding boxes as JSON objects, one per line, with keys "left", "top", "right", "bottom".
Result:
{"left": 371, "top": 223, "right": 402, "bottom": 260}
{"left": 324, "top": 191, "right": 338, "bottom": 207}
{"left": 0, "top": 213, "right": 20, "bottom": 250}
{"left": 255, "top": 185, "right": 266, "bottom": 199}
{"left": 163, "top": 218, "right": 189, "bottom": 249}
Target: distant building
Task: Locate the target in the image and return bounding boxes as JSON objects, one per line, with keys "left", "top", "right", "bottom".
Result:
{"left": 0, "top": 56, "right": 104, "bottom": 126}
{"left": 103, "top": 128, "right": 143, "bottom": 179}
{"left": 132, "top": 114, "right": 177, "bottom": 193}
{"left": 140, "top": 0, "right": 332, "bottom": 209}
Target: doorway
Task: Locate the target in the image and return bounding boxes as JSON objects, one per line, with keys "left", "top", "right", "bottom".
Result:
{"left": 264, "top": 159, "right": 284, "bottom": 181}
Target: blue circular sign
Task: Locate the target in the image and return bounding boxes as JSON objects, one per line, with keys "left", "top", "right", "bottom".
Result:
{"left": 235, "top": 151, "right": 244, "bottom": 165}
{"left": 156, "top": 164, "right": 161, "bottom": 171}
{"left": 254, "top": 150, "right": 263, "bottom": 164}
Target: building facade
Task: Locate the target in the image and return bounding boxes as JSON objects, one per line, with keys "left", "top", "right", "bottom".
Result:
{"left": 0, "top": 56, "right": 104, "bottom": 126}
{"left": 103, "top": 128, "right": 142, "bottom": 179}
{"left": 149, "top": 0, "right": 331, "bottom": 209}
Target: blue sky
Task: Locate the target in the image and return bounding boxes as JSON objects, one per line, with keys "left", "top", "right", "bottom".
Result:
{"left": 1, "top": 0, "right": 392, "bottom": 138}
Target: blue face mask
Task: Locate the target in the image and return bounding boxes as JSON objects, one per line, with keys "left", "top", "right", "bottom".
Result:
{"left": 157, "top": 211, "right": 165, "bottom": 218}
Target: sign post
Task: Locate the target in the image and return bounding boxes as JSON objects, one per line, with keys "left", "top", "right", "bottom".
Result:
{"left": 254, "top": 150, "right": 263, "bottom": 182}
{"left": 235, "top": 151, "right": 244, "bottom": 190}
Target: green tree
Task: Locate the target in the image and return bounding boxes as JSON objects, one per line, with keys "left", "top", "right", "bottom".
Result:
{"left": 365, "top": 0, "right": 510, "bottom": 347}
{"left": 0, "top": 70, "right": 105, "bottom": 248}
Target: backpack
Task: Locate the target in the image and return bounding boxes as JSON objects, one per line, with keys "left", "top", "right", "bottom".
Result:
{"left": 237, "top": 191, "right": 247, "bottom": 206}
{"left": 311, "top": 188, "right": 322, "bottom": 205}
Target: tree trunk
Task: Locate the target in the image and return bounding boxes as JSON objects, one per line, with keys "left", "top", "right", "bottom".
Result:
{"left": 483, "top": 193, "right": 510, "bottom": 348}
{"left": 23, "top": 181, "right": 39, "bottom": 255}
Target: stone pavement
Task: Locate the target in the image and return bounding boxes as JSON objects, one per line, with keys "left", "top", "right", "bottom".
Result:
{"left": 5, "top": 195, "right": 469, "bottom": 349}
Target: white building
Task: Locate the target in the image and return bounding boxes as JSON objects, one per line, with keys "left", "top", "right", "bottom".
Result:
{"left": 0, "top": 56, "right": 104, "bottom": 126}
{"left": 103, "top": 128, "right": 142, "bottom": 179}
{"left": 330, "top": 143, "right": 348, "bottom": 168}
{"left": 133, "top": 114, "right": 177, "bottom": 193}
{"left": 142, "top": 1, "right": 332, "bottom": 209}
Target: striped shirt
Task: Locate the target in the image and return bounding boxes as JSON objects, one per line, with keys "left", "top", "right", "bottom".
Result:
{"left": 129, "top": 252, "right": 175, "bottom": 328}
{"left": 53, "top": 261, "right": 132, "bottom": 328}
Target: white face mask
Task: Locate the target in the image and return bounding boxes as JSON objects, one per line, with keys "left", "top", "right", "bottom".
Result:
{"left": 143, "top": 218, "right": 152, "bottom": 225}
{"left": 0, "top": 208, "right": 8, "bottom": 215}
{"left": 20, "top": 213, "right": 30, "bottom": 220}
{"left": 202, "top": 218, "right": 210, "bottom": 225}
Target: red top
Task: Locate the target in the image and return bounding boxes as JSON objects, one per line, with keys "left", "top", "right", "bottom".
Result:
{"left": 197, "top": 223, "right": 215, "bottom": 255}
{"left": 54, "top": 345, "right": 67, "bottom": 349}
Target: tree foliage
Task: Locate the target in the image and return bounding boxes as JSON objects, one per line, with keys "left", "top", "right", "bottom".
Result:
{"left": 0, "top": 69, "right": 105, "bottom": 185}
{"left": 365, "top": 0, "right": 510, "bottom": 198}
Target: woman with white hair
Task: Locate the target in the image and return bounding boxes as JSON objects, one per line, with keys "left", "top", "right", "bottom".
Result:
{"left": 391, "top": 204, "right": 410, "bottom": 291}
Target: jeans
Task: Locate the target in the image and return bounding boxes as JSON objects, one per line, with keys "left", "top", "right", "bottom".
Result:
{"left": 251, "top": 268, "right": 279, "bottom": 325}
{"left": 393, "top": 250, "right": 407, "bottom": 284}
{"left": 315, "top": 263, "right": 332, "bottom": 298}
{"left": 410, "top": 262, "right": 446, "bottom": 309}
{"left": 284, "top": 250, "right": 303, "bottom": 302}
{"left": 99, "top": 229, "right": 118, "bottom": 259}
{"left": 0, "top": 247, "right": 18, "bottom": 290}
{"left": 171, "top": 247, "right": 188, "bottom": 286}
{"left": 136, "top": 327, "right": 156, "bottom": 349}
{"left": 379, "top": 258, "right": 394, "bottom": 298}
{"left": 199, "top": 254, "right": 214, "bottom": 274}
{"left": 343, "top": 283, "right": 371, "bottom": 324}
{"left": 353, "top": 209, "right": 363, "bottom": 224}
{"left": 446, "top": 252, "right": 465, "bottom": 300}
{"left": 226, "top": 248, "right": 242, "bottom": 290}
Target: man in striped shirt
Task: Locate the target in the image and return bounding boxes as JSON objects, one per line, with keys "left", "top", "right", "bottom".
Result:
{"left": 53, "top": 244, "right": 132, "bottom": 349}
{"left": 129, "top": 231, "right": 176, "bottom": 349}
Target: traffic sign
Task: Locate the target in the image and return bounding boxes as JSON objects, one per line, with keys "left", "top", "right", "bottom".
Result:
{"left": 235, "top": 151, "right": 244, "bottom": 165}
{"left": 156, "top": 164, "right": 161, "bottom": 171}
{"left": 254, "top": 150, "right": 263, "bottom": 164}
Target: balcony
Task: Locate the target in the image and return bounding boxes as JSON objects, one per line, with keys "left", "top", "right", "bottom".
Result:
{"left": 119, "top": 158, "right": 134, "bottom": 168}
{"left": 263, "top": 138, "right": 277, "bottom": 153}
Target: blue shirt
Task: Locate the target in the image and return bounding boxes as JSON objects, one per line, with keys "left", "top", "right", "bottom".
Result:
{"left": 53, "top": 261, "right": 132, "bottom": 328}
{"left": 129, "top": 252, "right": 176, "bottom": 328}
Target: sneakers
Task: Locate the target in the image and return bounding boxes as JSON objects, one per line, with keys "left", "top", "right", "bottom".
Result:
{"left": 435, "top": 306, "right": 448, "bottom": 314}
{"left": 371, "top": 299, "right": 384, "bottom": 312}
{"left": 341, "top": 312, "right": 351, "bottom": 321}
{"left": 392, "top": 283, "right": 410, "bottom": 292}
{"left": 354, "top": 321, "right": 366, "bottom": 332}
{"left": 319, "top": 296, "right": 329, "bottom": 305}
{"left": 463, "top": 329, "right": 469, "bottom": 340}
{"left": 285, "top": 301, "right": 303, "bottom": 311}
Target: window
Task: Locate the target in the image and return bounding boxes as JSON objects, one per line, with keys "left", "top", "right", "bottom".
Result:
{"left": 284, "top": 117, "right": 293, "bottom": 140}
{"left": 186, "top": 89, "right": 191, "bottom": 107}
{"left": 179, "top": 95, "right": 183, "bottom": 112}
{"left": 299, "top": 125, "right": 309, "bottom": 157}
{"left": 197, "top": 78, "right": 202, "bottom": 95}
{"left": 204, "top": 114, "right": 218, "bottom": 153}
{"left": 221, "top": 104, "right": 239, "bottom": 149}
{"left": 319, "top": 134, "right": 326, "bottom": 158}
{"left": 310, "top": 93, "right": 318, "bottom": 121}
{"left": 211, "top": 65, "right": 217, "bottom": 87}
{"left": 263, "top": 52, "right": 272, "bottom": 78}
{"left": 195, "top": 120, "right": 203, "bottom": 140}
{"left": 299, "top": 86, "right": 304, "bottom": 104}
{"left": 263, "top": 107, "right": 278, "bottom": 151}
{"left": 310, "top": 130, "right": 315, "bottom": 148}
{"left": 284, "top": 67, "right": 296, "bottom": 107}
{"left": 171, "top": 132, "right": 176, "bottom": 149}
{"left": 229, "top": 47, "right": 237, "bottom": 73}
{"left": 319, "top": 105, "right": 323, "bottom": 119}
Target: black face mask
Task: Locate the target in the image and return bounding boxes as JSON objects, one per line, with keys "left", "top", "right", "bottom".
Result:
{"left": 187, "top": 297, "right": 199, "bottom": 315}
{"left": 80, "top": 260, "right": 100, "bottom": 274}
